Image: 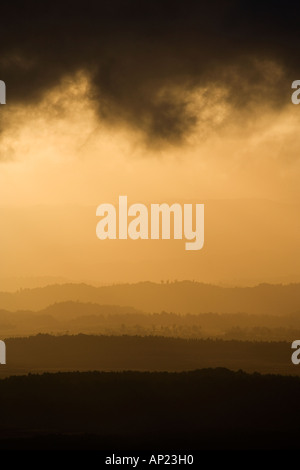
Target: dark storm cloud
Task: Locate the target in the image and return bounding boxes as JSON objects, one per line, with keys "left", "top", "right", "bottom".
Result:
{"left": 0, "top": 0, "right": 299, "bottom": 144}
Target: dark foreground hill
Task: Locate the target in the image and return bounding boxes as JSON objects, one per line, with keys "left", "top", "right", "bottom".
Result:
{"left": 0, "top": 334, "right": 298, "bottom": 377}
{"left": 0, "top": 368, "right": 300, "bottom": 450}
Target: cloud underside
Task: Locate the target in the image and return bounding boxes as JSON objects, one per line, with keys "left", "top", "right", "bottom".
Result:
{"left": 0, "top": 0, "right": 299, "bottom": 144}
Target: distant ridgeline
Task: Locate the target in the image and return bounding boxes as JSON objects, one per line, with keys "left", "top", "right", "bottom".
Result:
{"left": 0, "top": 80, "right": 6, "bottom": 104}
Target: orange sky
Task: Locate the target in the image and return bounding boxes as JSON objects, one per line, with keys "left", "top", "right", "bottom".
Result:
{"left": 0, "top": 72, "right": 300, "bottom": 288}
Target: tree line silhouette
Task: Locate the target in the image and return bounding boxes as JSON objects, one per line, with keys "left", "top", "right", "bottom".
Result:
{"left": 0, "top": 334, "right": 297, "bottom": 378}
{"left": 1, "top": 301, "right": 300, "bottom": 340}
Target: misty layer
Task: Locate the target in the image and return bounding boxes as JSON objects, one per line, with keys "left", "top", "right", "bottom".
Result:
{"left": 0, "top": 0, "right": 298, "bottom": 144}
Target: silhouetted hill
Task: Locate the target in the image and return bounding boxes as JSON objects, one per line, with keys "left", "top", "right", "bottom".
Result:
{"left": 1, "top": 281, "right": 300, "bottom": 314}
{"left": 0, "top": 302, "right": 143, "bottom": 336}
{"left": 0, "top": 334, "right": 298, "bottom": 377}
{"left": 0, "top": 368, "right": 300, "bottom": 449}
{"left": 1, "top": 302, "right": 300, "bottom": 339}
